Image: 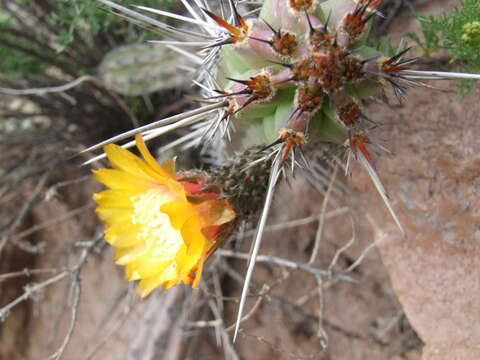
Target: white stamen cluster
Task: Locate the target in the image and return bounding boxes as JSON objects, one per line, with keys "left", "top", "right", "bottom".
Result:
{"left": 131, "top": 188, "right": 183, "bottom": 262}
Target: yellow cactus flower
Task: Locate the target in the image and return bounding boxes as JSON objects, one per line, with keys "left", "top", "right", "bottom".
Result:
{"left": 93, "top": 135, "right": 235, "bottom": 297}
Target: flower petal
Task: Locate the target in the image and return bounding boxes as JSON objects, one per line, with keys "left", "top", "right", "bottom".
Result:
{"left": 125, "top": 258, "right": 171, "bottom": 280}
{"left": 104, "top": 144, "right": 153, "bottom": 180}
{"left": 105, "top": 222, "right": 142, "bottom": 248}
{"left": 137, "top": 266, "right": 179, "bottom": 297}
{"left": 137, "top": 276, "right": 165, "bottom": 297}
{"left": 132, "top": 157, "right": 172, "bottom": 184}
{"left": 161, "top": 158, "right": 177, "bottom": 179}
{"left": 116, "top": 244, "right": 149, "bottom": 265}
{"left": 176, "top": 217, "right": 208, "bottom": 282}
{"left": 192, "top": 253, "right": 208, "bottom": 289}
{"left": 96, "top": 207, "right": 132, "bottom": 224}
{"left": 163, "top": 280, "right": 179, "bottom": 290}
{"left": 160, "top": 200, "right": 195, "bottom": 229}
{"left": 181, "top": 216, "right": 206, "bottom": 254}
{"left": 196, "top": 200, "right": 236, "bottom": 227}
{"left": 135, "top": 135, "right": 175, "bottom": 179}
{"left": 93, "top": 189, "right": 136, "bottom": 208}
{"left": 93, "top": 169, "right": 155, "bottom": 191}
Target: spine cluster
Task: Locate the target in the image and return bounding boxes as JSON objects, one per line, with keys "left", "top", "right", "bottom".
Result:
{"left": 207, "top": 0, "right": 414, "bottom": 169}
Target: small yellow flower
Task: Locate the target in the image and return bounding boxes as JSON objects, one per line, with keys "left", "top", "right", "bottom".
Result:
{"left": 93, "top": 135, "right": 235, "bottom": 297}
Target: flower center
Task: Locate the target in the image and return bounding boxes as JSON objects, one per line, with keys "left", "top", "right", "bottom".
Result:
{"left": 131, "top": 187, "right": 183, "bottom": 262}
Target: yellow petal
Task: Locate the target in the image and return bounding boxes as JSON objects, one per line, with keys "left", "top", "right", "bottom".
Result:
{"left": 104, "top": 144, "right": 153, "bottom": 180}
{"left": 192, "top": 253, "right": 207, "bottom": 289}
{"left": 175, "top": 217, "right": 206, "bottom": 280}
{"left": 167, "top": 180, "right": 187, "bottom": 200}
{"left": 163, "top": 279, "right": 179, "bottom": 290}
{"left": 161, "top": 158, "right": 177, "bottom": 179}
{"left": 114, "top": 246, "right": 134, "bottom": 261}
{"left": 135, "top": 135, "right": 175, "bottom": 179}
{"left": 96, "top": 207, "right": 132, "bottom": 224}
{"left": 137, "top": 270, "right": 179, "bottom": 298}
{"left": 93, "top": 189, "right": 136, "bottom": 208}
{"left": 134, "top": 136, "right": 185, "bottom": 197}
{"left": 160, "top": 200, "right": 195, "bottom": 229}
{"left": 132, "top": 157, "right": 172, "bottom": 184}
{"left": 125, "top": 264, "right": 142, "bottom": 281}
{"left": 93, "top": 169, "right": 155, "bottom": 192}
{"left": 180, "top": 216, "right": 206, "bottom": 255}
{"left": 138, "top": 263, "right": 181, "bottom": 297}
{"left": 137, "top": 276, "right": 166, "bottom": 297}
{"left": 127, "top": 258, "right": 171, "bottom": 279}
{"left": 157, "top": 263, "right": 180, "bottom": 284}
{"left": 115, "top": 244, "right": 149, "bottom": 265}
{"left": 105, "top": 223, "right": 142, "bottom": 248}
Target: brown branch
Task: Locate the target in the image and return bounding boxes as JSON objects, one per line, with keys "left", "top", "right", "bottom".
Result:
{"left": 0, "top": 233, "right": 101, "bottom": 323}
{"left": 0, "top": 268, "right": 62, "bottom": 283}
{"left": 0, "top": 272, "right": 68, "bottom": 321}
{"left": 48, "top": 275, "right": 81, "bottom": 360}
{"left": 0, "top": 76, "right": 140, "bottom": 128}
{"left": 215, "top": 249, "right": 355, "bottom": 282}
{"left": 0, "top": 169, "right": 53, "bottom": 254}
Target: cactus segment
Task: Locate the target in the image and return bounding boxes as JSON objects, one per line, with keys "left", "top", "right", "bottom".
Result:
{"left": 99, "top": 43, "right": 187, "bottom": 96}
{"left": 213, "top": 1, "right": 396, "bottom": 155}
{"left": 313, "top": 102, "right": 348, "bottom": 144}
{"left": 217, "top": 46, "right": 254, "bottom": 86}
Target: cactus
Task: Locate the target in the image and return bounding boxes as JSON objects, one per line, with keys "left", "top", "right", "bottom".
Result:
{"left": 99, "top": 43, "right": 188, "bottom": 96}
{"left": 85, "top": 0, "right": 480, "bottom": 340}
{"left": 213, "top": 0, "right": 387, "bottom": 152}
{"left": 90, "top": 0, "right": 413, "bottom": 230}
